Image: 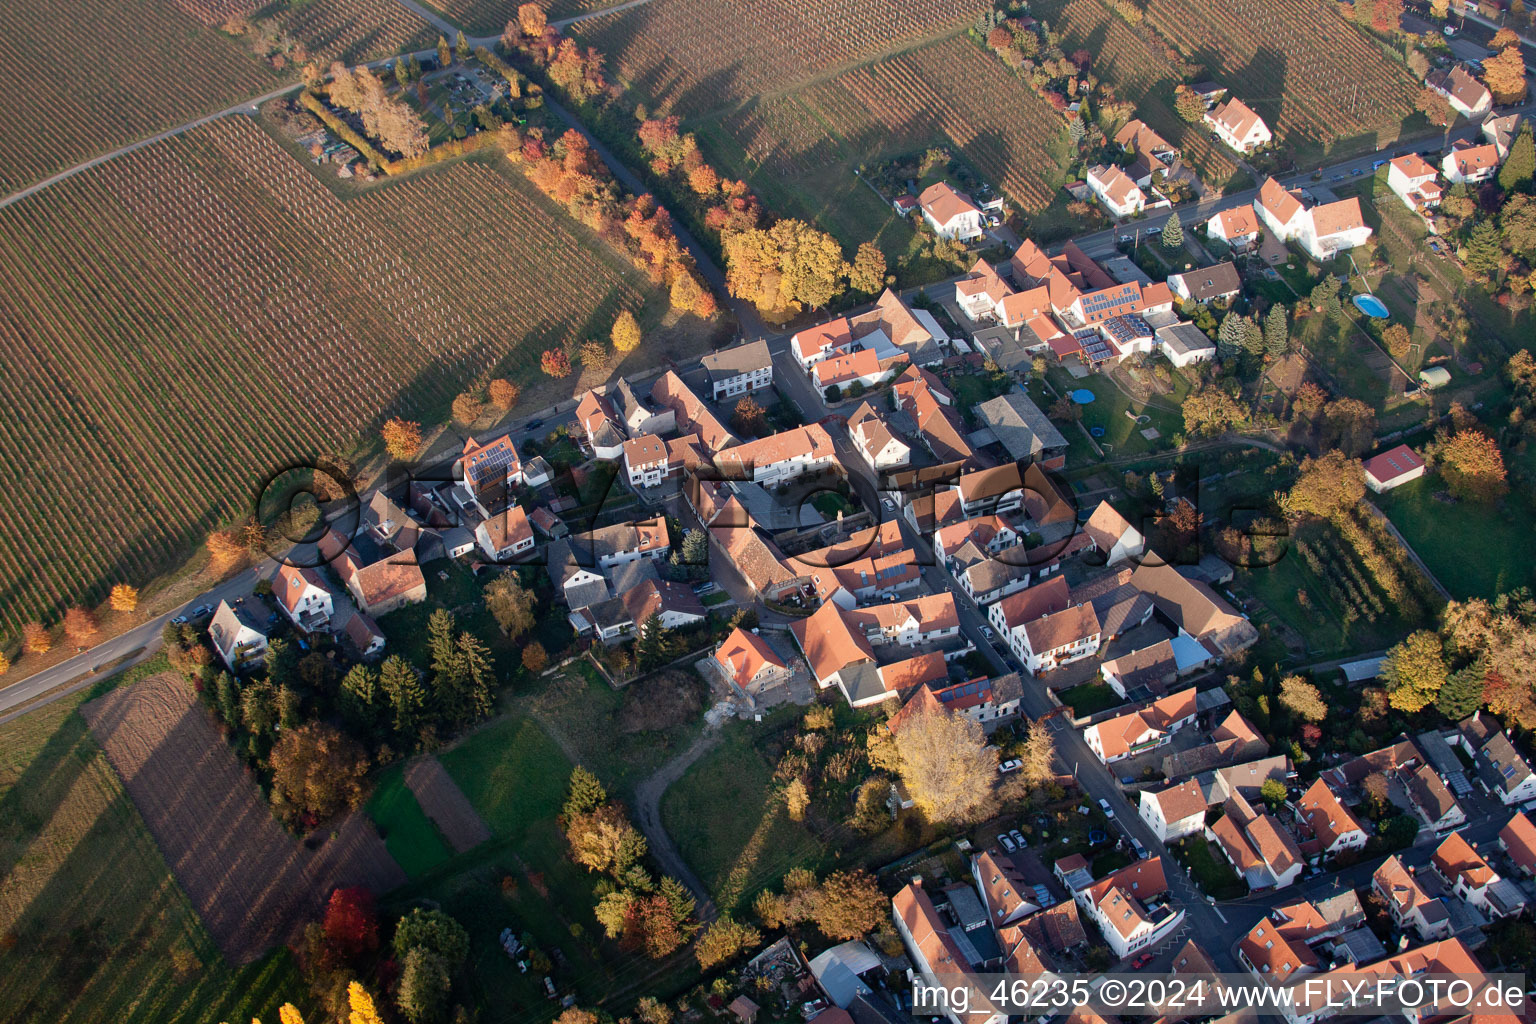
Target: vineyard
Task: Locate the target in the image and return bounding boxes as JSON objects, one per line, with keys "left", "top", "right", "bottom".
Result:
{"left": 267, "top": 0, "right": 438, "bottom": 64}
{"left": 425, "top": 0, "right": 627, "bottom": 35}
{"left": 0, "top": 117, "right": 652, "bottom": 637}
{"left": 1135, "top": 0, "right": 1420, "bottom": 156}
{"left": 0, "top": 0, "right": 281, "bottom": 194}
{"left": 572, "top": 0, "right": 989, "bottom": 118}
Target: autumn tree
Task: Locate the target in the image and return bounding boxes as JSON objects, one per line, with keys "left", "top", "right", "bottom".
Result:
{"left": 206, "top": 529, "right": 245, "bottom": 574}
{"left": 522, "top": 642, "right": 548, "bottom": 673}
{"left": 731, "top": 395, "right": 767, "bottom": 435}
{"left": 1320, "top": 397, "right": 1376, "bottom": 457}
{"left": 892, "top": 705, "right": 998, "bottom": 824}
{"left": 110, "top": 583, "right": 139, "bottom": 612}
{"left": 21, "top": 621, "right": 51, "bottom": 655}
{"left": 516, "top": 2, "right": 545, "bottom": 37}
{"left": 724, "top": 219, "right": 850, "bottom": 312}
{"left": 1382, "top": 323, "right": 1414, "bottom": 363}
{"left": 485, "top": 575, "right": 537, "bottom": 639}
{"left": 1182, "top": 385, "right": 1247, "bottom": 438}
{"left": 849, "top": 241, "right": 888, "bottom": 294}
{"left": 567, "top": 803, "right": 648, "bottom": 876}
{"left": 1372, "top": 0, "right": 1402, "bottom": 32}
{"left": 348, "top": 983, "right": 386, "bottom": 1024}
{"left": 1174, "top": 84, "right": 1205, "bottom": 123}
{"left": 785, "top": 778, "right": 810, "bottom": 821}
{"left": 1436, "top": 430, "right": 1507, "bottom": 502}
{"left": 612, "top": 309, "right": 642, "bottom": 353}
{"left": 63, "top": 606, "right": 99, "bottom": 646}
{"left": 382, "top": 417, "right": 423, "bottom": 460}
{"left": 1381, "top": 630, "right": 1448, "bottom": 713}
{"left": 1416, "top": 85, "right": 1453, "bottom": 127}
{"left": 1018, "top": 716, "right": 1055, "bottom": 786}
{"left": 1483, "top": 46, "right": 1527, "bottom": 105}
{"left": 695, "top": 917, "right": 761, "bottom": 969}
{"left": 324, "top": 887, "right": 381, "bottom": 962}
{"left": 488, "top": 378, "right": 520, "bottom": 410}
{"left": 1282, "top": 450, "right": 1366, "bottom": 520}
{"left": 542, "top": 348, "right": 573, "bottom": 377}
{"left": 809, "top": 870, "right": 885, "bottom": 940}
{"left": 1278, "top": 675, "right": 1327, "bottom": 722}
{"left": 269, "top": 723, "right": 370, "bottom": 825}
{"left": 452, "top": 391, "right": 484, "bottom": 425}
{"left": 0, "top": 652, "right": 9, "bottom": 676}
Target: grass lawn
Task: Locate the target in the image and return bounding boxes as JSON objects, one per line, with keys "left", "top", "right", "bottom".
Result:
{"left": 1171, "top": 835, "right": 1246, "bottom": 901}
{"left": 1047, "top": 369, "right": 1183, "bottom": 458}
{"left": 439, "top": 716, "right": 571, "bottom": 839}
{"left": 1373, "top": 474, "right": 1536, "bottom": 599}
{"left": 1056, "top": 682, "right": 1123, "bottom": 716}
{"left": 366, "top": 763, "right": 454, "bottom": 878}
{"left": 661, "top": 724, "right": 825, "bottom": 915}
{"left": 1091, "top": 850, "right": 1133, "bottom": 877}
{"left": 701, "top": 590, "right": 731, "bottom": 607}
{"left": 0, "top": 683, "right": 309, "bottom": 1024}
{"left": 812, "top": 491, "right": 855, "bottom": 518}
{"left": 944, "top": 368, "right": 1013, "bottom": 420}
{"left": 389, "top": 712, "right": 701, "bottom": 1019}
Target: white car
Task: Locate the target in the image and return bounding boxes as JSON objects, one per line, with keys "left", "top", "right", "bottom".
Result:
{"left": 999, "top": 759, "right": 1022, "bottom": 774}
{"left": 1098, "top": 798, "right": 1115, "bottom": 818}
{"left": 980, "top": 625, "right": 995, "bottom": 640}
{"left": 1010, "top": 829, "right": 1027, "bottom": 849}
{"left": 999, "top": 832, "right": 1018, "bottom": 852}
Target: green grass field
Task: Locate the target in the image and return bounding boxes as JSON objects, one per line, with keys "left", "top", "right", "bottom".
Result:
{"left": 660, "top": 725, "right": 825, "bottom": 915}
{"left": 1374, "top": 474, "right": 1536, "bottom": 600}
{"left": 1046, "top": 367, "right": 1188, "bottom": 457}
{"left": 1172, "top": 835, "right": 1246, "bottom": 902}
{"left": 366, "top": 764, "right": 455, "bottom": 878}
{"left": 439, "top": 717, "right": 571, "bottom": 838}
{"left": 0, "top": 682, "right": 308, "bottom": 1024}
{"left": 1056, "top": 682, "right": 1123, "bottom": 716}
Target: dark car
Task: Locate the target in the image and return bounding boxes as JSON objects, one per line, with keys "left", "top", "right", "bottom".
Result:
{"left": 525, "top": 418, "right": 545, "bottom": 430}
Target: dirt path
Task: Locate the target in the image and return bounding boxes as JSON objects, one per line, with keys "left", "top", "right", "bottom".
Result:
{"left": 404, "top": 756, "right": 492, "bottom": 853}
{"left": 632, "top": 729, "right": 723, "bottom": 922}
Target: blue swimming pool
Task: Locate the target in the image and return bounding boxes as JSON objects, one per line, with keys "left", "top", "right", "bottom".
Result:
{"left": 1353, "top": 294, "right": 1390, "bottom": 319}
{"left": 1071, "top": 389, "right": 1096, "bottom": 404}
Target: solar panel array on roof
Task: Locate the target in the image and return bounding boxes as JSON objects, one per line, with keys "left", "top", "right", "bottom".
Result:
{"left": 1102, "top": 315, "right": 1152, "bottom": 346}
{"left": 468, "top": 447, "right": 515, "bottom": 487}
{"left": 1080, "top": 285, "right": 1138, "bottom": 315}
{"left": 1082, "top": 337, "right": 1114, "bottom": 362}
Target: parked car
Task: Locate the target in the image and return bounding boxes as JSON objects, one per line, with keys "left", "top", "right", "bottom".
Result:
{"left": 1133, "top": 953, "right": 1155, "bottom": 969}
{"left": 1098, "top": 798, "right": 1115, "bottom": 818}
{"left": 1131, "top": 838, "right": 1148, "bottom": 859}
{"left": 999, "top": 832, "right": 1018, "bottom": 852}
{"left": 190, "top": 604, "right": 213, "bottom": 619}
{"left": 170, "top": 614, "right": 188, "bottom": 625}
{"left": 999, "top": 759, "right": 1022, "bottom": 774}
{"left": 1147, "top": 226, "right": 1162, "bottom": 235}
{"left": 1010, "top": 829, "right": 1026, "bottom": 849}
{"left": 1372, "top": 159, "right": 1388, "bottom": 170}
{"left": 1118, "top": 234, "right": 1132, "bottom": 243}
{"left": 526, "top": 417, "right": 545, "bottom": 430}
{"left": 1350, "top": 167, "right": 1364, "bottom": 176}
{"left": 691, "top": 581, "right": 717, "bottom": 595}
{"left": 980, "top": 625, "right": 995, "bottom": 640}
{"left": 1331, "top": 173, "right": 1345, "bottom": 181}
{"left": 882, "top": 498, "right": 896, "bottom": 512}
{"left": 1443, "top": 24, "right": 1455, "bottom": 35}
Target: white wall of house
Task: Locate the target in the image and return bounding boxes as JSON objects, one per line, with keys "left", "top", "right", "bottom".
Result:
{"left": 924, "top": 208, "right": 984, "bottom": 241}
{"left": 1021, "top": 631, "right": 1101, "bottom": 675}
{"left": 711, "top": 366, "right": 772, "bottom": 400}
{"left": 1139, "top": 792, "right": 1207, "bottom": 843}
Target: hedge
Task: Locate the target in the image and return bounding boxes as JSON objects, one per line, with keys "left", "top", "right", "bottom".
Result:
{"left": 299, "top": 91, "right": 388, "bottom": 170}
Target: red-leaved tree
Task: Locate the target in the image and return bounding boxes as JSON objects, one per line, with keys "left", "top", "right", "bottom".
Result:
{"left": 542, "top": 349, "right": 573, "bottom": 377}
{"left": 323, "top": 886, "right": 380, "bottom": 962}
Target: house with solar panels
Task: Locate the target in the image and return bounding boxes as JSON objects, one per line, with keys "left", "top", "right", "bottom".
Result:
{"left": 457, "top": 434, "right": 524, "bottom": 515}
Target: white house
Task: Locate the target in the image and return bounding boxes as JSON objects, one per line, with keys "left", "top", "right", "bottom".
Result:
{"left": 208, "top": 600, "right": 268, "bottom": 672}
{"left": 1373, "top": 856, "right": 1452, "bottom": 941}
{"left": 714, "top": 424, "right": 838, "bottom": 486}
{"left": 1139, "top": 780, "right": 1208, "bottom": 843}
{"left": 700, "top": 340, "right": 773, "bottom": 400}
{"left": 1254, "top": 177, "right": 1372, "bottom": 261}
{"left": 459, "top": 434, "right": 523, "bottom": 506}
{"left": 1018, "top": 603, "right": 1101, "bottom": 675}
{"left": 1386, "top": 154, "right": 1444, "bottom": 215}
{"left": 892, "top": 883, "right": 1007, "bottom": 1024}
{"left": 1168, "top": 262, "right": 1241, "bottom": 305}
{"left": 1155, "top": 323, "right": 1218, "bottom": 368}
{"left": 475, "top": 504, "right": 535, "bottom": 561}
{"left": 1459, "top": 713, "right": 1536, "bottom": 806}
{"left": 1425, "top": 65, "right": 1492, "bottom": 119}
{"left": 847, "top": 402, "right": 911, "bottom": 471}
{"left": 274, "top": 564, "right": 333, "bottom": 631}
{"left": 1431, "top": 832, "right": 1509, "bottom": 916}
{"left": 1295, "top": 779, "right": 1368, "bottom": 859}
{"left": 575, "top": 390, "right": 627, "bottom": 461}
{"left": 1083, "top": 688, "right": 1198, "bottom": 764}
{"left": 1207, "top": 792, "right": 1305, "bottom": 892}
{"left": 1081, "top": 501, "right": 1144, "bottom": 566}
{"left": 579, "top": 516, "right": 670, "bottom": 568}
{"left": 989, "top": 576, "right": 1071, "bottom": 663}
{"left": 623, "top": 434, "right": 672, "bottom": 488}
{"left": 1362, "top": 444, "right": 1426, "bottom": 493}
{"left": 1077, "top": 859, "right": 1185, "bottom": 959}
{"left": 918, "top": 181, "right": 985, "bottom": 241}
{"left": 1206, "top": 206, "right": 1262, "bottom": 252}
{"left": 1405, "top": 764, "right": 1467, "bottom": 833}
{"left": 1087, "top": 163, "right": 1152, "bottom": 219}
{"left": 1205, "top": 97, "right": 1272, "bottom": 153}
{"left": 1442, "top": 140, "right": 1501, "bottom": 185}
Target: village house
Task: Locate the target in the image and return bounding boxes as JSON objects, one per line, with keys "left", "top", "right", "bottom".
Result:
{"left": 1130, "top": 561, "right": 1259, "bottom": 659}
{"left": 623, "top": 434, "right": 671, "bottom": 488}
{"left": 989, "top": 576, "right": 1070, "bottom": 662}
{"left": 1404, "top": 763, "right": 1467, "bottom": 833}
{"left": 846, "top": 402, "right": 911, "bottom": 471}
{"left": 274, "top": 564, "right": 333, "bottom": 632}
{"left": 341, "top": 551, "right": 428, "bottom": 617}
{"left": 971, "top": 849, "right": 1041, "bottom": 927}
{"left": 546, "top": 537, "right": 609, "bottom": 610}
{"left": 700, "top": 339, "right": 773, "bottom": 401}
{"left": 1236, "top": 893, "right": 1366, "bottom": 983}
{"left": 791, "top": 593, "right": 961, "bottom": 707}
{"left": 1083, "top": 687, "right": 1198, "bottom": 764}
{"left": 954, "top": 258, "right": 1052, "bottom": 331}
{"left": 891, "top": 882, "right": 1007, "bottom": 1024}
{"left": 955, "top": 463, "right": 1026, "bottom": 517}
{"left": 1442, "top": 138, "right": 1501, "bottom": 185}
{"left": 1425, "top": 65, "right": 1492, "bottom": 119}
{"left": 1114, "top": 119, "right": 1179, "bottom": 185}
{"left": 575, "top": 390, "right": 627, "bottom": 461}
{"left": 1294, "top": 778, "right": 1368, "bottom": 860}
{"left": 955, "top": 552, "right": 1035, "bottom": 607}
{"left": 366, "top": 490, "right": 419, "bottom": 552}
{"left": 209, "top": 600, "right": 269, "bottom": 672}
{"left": 1360, "top": 445, "right": 1427, "bottom": 496}
{"left": 708, "top": 500, "right": 809, "bottom": 603}
{"left": 1161, "top": 710, "right": 1273, "bottom": 780}
{"left": 714, "top": 423, "right": 838, "bottom": 486}
{"left": 652, "top": 370, "right": 736, "bottom": 453}
{"left": 1483, "top": 112, "right": 1525, "bottom": 158}
{"left": 623, "top": 576, "right": 706, "bottom": 631}
{"left": 1075, "top": 858, "right": 1185, "bottom": 959}
{"left": 342, "top": 610, "right": 386, "bottom": 660}
{"left": 1254, "top": 177, "right": 1373, "bottom": 261}
{"left": 1207, "top": 789, "right": 1305, "bottom": 892}
{"left": 1099, "top": 640, "right": 1178, "bottom": 697}
{"left": 1087, "top": 163, "right": 1161, "bottom": 219}
{"left": 1386, "top": 154, "right": 1444, "bottom": 216}
{"left": 1018, "top": 603, "right": 1101, "bottom": 675}
{"left": 1153, "top": 323, "right": 1218, "bottom": 368}
{"left": 918, "top": 181, "right": 985, "bottom": 241}
{"left": 1167, "top": 262, "right": 1242, "bottom": 305}
{"left": 1274, "top": 938, "right": 1492, "bottom": 1024}
{"left": 1372, "top": 856, "right": 1451, "bottom": 942}
{"left": 714, "top": 627, "right": 793, "bottom": 700}
{"left": 1499, "top": 811, "right": 1536, "bottom": 878}
{"left": 934, "top": 515, "right": 1021, "bottom": 565}
{"left": 458, "top": 433, "right": 523, "bottom": 511}
{"left": 1205, "top": 97, "right": 1272, "bottom": 153}
{"left": 576, "top": 517, "right": 670, "bottom": 568}
{"left": 1431, "top": 831, "right": 1527, "bottom": 918}
{"left": 610, "top": 377, "right": 676, "bottom": 438}
{"left": 1138, "top": 779, "right": 1207, "bottom": 843}
{"left": 475, "top": 505, "right": 535, "bottom": 561}
{"left": 1081, "top": 501, "right": 1145, "bottom": 567}
{"left": 1458, "top": 711, "right": 1536, "bottom": 805}
{"left": 1205, "top": 206, "right": 1262, "bottom": 252}
{"left": 897, "top": 366, "right": 975, "bottom": 466}
{"left": 803, "top": 548, "right": 923, "bottom": 609}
